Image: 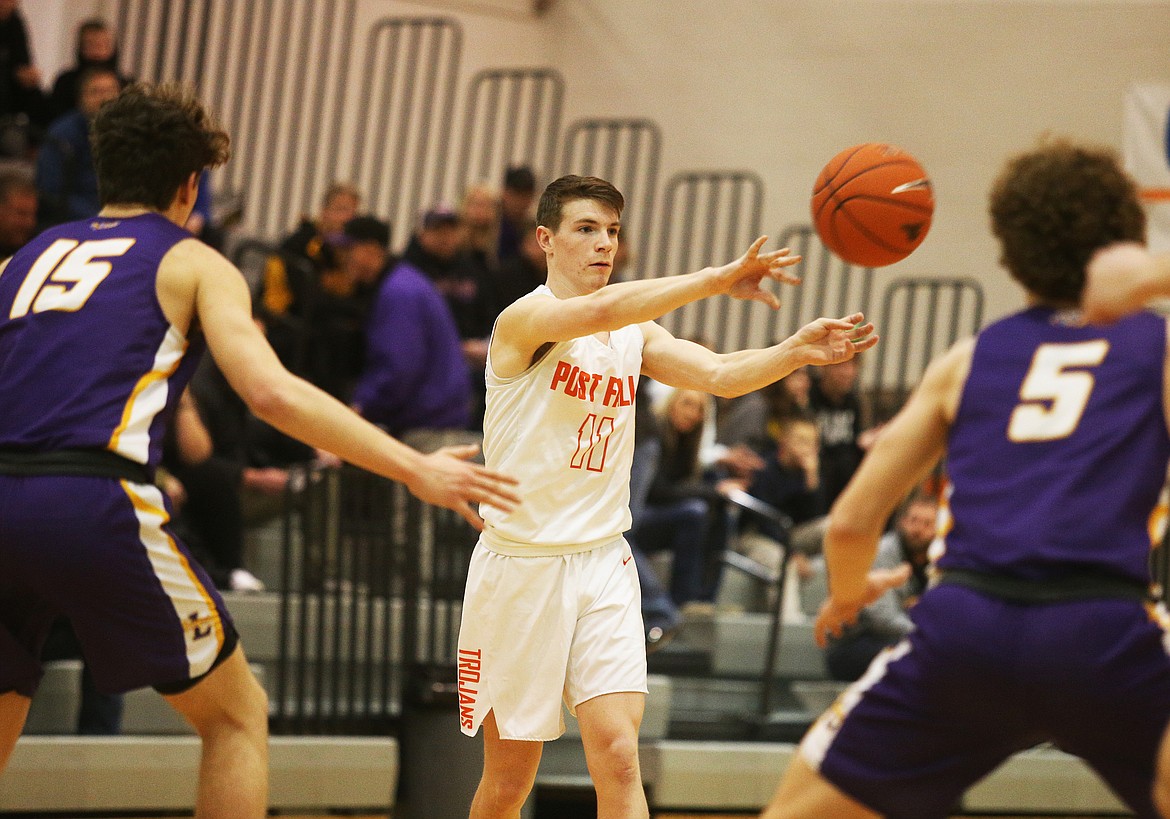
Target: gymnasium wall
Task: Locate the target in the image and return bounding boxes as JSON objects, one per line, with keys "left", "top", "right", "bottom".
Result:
{"left": 27, "top": 0, "right": 1170, "bottom": 325}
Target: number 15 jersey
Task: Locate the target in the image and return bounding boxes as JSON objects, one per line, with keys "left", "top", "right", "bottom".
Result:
{"left": 0, "top": 213, "right": 203, "bottom": 469}
{"left": 480, "top": 286, "right": 643, "bottom": 555}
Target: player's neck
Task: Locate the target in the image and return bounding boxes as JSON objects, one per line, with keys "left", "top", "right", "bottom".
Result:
{"left": 99, "top": 204, "right": 156, "bottom": 219}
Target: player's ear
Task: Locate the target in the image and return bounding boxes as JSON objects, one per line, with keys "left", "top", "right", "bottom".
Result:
{"left": 536, "top": 225, "right": 553, "bottom": 253}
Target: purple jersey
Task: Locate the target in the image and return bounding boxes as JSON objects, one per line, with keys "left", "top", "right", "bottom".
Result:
{"left": 941, "top": 306, "right": 1170, "bottom": 584}
{"left": 0, "top": 213, "right": 203, "bottom": 469}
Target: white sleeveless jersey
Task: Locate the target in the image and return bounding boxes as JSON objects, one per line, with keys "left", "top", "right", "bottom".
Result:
{"left": 481, "top": 285, "right": 643, "bottom": 555}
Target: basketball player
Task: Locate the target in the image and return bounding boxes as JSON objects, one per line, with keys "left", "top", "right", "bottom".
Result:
{"left": 458, "top": 174, "right": 877, "bottom": 818}
{"left": 0, "top": 83, "right": 519, "bottom": 819}
{"left": 761, "top": 139, "right": 1170, "bottom": 819}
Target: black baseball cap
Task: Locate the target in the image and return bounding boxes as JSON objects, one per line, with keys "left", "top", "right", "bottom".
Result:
{"left": 339, "top": 215, "right": 391, "bottom": 249}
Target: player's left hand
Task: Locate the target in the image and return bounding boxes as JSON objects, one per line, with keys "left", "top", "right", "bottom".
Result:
{"left": 814, "top": 563, "right": 911, "bottom": 648}
{"left": 789, "top": 312, "right": 878, "bottom": 367}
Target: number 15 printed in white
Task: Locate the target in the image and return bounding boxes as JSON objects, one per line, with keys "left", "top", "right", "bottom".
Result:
{"left": 9, "top": 238, "right": 136, "bottom": 319}
{"left": 1007, "top": 340, "right": 1109, "bottom": 442}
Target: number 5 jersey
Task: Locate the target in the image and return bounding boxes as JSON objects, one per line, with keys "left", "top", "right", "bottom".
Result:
{"left": 480, "top": 285, "right": 643, "bottom": 555}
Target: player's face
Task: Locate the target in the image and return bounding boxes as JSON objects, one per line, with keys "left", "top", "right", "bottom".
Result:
{"left": 541, "top": 198, "right": 620, "bottom": 295}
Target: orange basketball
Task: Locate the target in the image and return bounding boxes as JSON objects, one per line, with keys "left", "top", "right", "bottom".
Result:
{"left": 811, "top": 143, "right": 934, "bottom": 267}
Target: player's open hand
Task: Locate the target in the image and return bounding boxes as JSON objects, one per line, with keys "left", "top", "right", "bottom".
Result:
{"left": 408, "top": 443, "right": 520, "bottom": 531}
{"left": 789, "top": 312, "right": 878, "bottom": 367}
{"left": 814, "top": 563, "right": 912, "bottom": 648}
{"left": 720, "top": 236, "right": 802, "bottom": 309}
{"left": 1083, "top": 242, "right": 1156, "bottom": 325}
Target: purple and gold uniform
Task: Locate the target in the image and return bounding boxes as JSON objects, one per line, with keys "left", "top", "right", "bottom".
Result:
{"left": 803, "top": 307, "right": 1170, "bottom": 818}
{"left": 0, "top": 213, "right": 236, "bottom": 696}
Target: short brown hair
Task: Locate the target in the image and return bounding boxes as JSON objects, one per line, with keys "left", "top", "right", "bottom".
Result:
{"left": 92, "top": 82, "right": 230, "bottom": 211}
{"left": 536, "top": 175, "right": 624, "bottom": 232}
{"left": 989, "top": 138, "right": 1145, "bottom": 305}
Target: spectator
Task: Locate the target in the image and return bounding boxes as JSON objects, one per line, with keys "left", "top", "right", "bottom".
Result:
{"left": 49, "top": 18, "right": 131, "bottom": 121}
{"left": 496, "top": 164, "right": 536, "bottom": 267}
{"left": 0, "top": 166, "right": 36, "bottom": 257}
{"left": 809, "top": 357, "right": 870, "bottom": 507}
{"left": 164, "top": 380, "right": 274, "bottom": 593}
{"left": 490, "top": 216, "right": 546, "bottom": 311}
{"left": 0, "top": 0, "right": 49, "bottom": 153}
{"left": 635, "top": 388, "right": 736, "bottom": 611}
{"left": 346, "top": 215, "right": 471, "bottom": 438}
{"left": 459, "top": 181, "right": 500, "bottom": 276}
{"left": 34, "top": 66, "right": 121, "bottom": 229}
{"left": 823, "top": 491, "right": 936, "bottom": 681}
{"left": 718, "top": 365, "right": 812, "bottom": 454}
{"left": 745, "top": 412, "right": 827, "bottom": 546}
{"left": 402, "top": 204, "right": 497, "bottom": 427}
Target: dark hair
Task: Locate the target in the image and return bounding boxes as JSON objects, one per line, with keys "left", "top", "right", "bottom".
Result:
{"left": 78, "top": 18, "right": 110, "bottom": 39}
{"left": 503, "top": 165, "right": 536, "bottom": 193}
{"left": 91, "top": 82, "right": 230, "bottom": 211}
{"left": 989, "top": 138, "right": 1145, "bottom": 305}
{"left": 536, "top": 175, "right": 624, "bottom": 232}
{"left": 0, "top": 168, "right": 35, "bottom": 204}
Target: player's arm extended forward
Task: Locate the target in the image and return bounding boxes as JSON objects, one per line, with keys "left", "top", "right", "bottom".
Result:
{"left": 815, "top": 338, "right": 971, "bottom": 645}
{"left": 496, "top": 237, "right": 800, "bottom": 353}
{"left": 162, "top": 240, "right": 519, "bottom": 530}
{"left": 638, "top": 315, "right": 877, "bottom": 399}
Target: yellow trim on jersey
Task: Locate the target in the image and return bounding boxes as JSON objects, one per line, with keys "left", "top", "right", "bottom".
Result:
{"left": 108, "top": 330, "right": 188, "bottom": 459}
{"left": 121, "top": 480, "right": 225, "bottom": 662}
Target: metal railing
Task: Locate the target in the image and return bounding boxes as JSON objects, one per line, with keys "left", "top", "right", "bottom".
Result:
{"left": 270, "top": 465, "right": 479, "bottom": 735}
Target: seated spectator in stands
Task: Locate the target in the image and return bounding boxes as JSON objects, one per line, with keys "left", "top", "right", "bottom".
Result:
{"left": 171, "top": 365, "right": 291, "bottom": 592}
{"left": 809, "top": 356, "right": 872, "bottom": 507}
{"left": 628, "top": 380, "right": 682, "bottom": 650}
{"left": 490, "top": 217, "right": 546, "bottom": 311}
{"left": 347, "top": 215, "right": 471, "bottom": 438}
{"left": 402, "top": 204, "right": 497, "bottom": 427}
{"left": 496, "top": 164, "right": 536, "bottom": 266}
{"left": 0, "top": 0, "right": 51, "bottom": 153}
{"left": 459, "top": 181, "right": 500, "bottom": 276}
{"left": 49, "top": 18, "right": 131, "bottom": 121}
{"left": 718, "top": 365, "right": 812, "bottom": 455}
{"left": 0, "top": 166, "right": 36, "bottom": 257}
{"left": 634, "top": 388, "right": 736, "bottom": 612}
{"left": 823, "top": 490, "right": 936, "bottom": 681}
{"left": 34, "top": 66, "right": 121, "bottom": 229}
{"left": 745, "top": 412, "right": 827, "bottom": 545}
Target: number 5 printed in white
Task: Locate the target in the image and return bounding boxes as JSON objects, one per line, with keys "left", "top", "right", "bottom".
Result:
{"left": 1008, "top": 340, "right": 1109, "bottom": 442}
{"left": 9, "top": 237, "right": 136, "bottom": 319}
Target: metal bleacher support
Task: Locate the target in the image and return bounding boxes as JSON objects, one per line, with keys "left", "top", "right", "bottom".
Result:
{"left": 656, "top": 171, "right": 766, "bottom": 347}
{"left": 454, "top": 67, "right": 565, "bottom": 193}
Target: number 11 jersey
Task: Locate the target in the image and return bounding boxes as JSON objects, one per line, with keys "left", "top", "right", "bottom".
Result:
{"left": 480, "top": 285, "right": 643, "bottom": 555}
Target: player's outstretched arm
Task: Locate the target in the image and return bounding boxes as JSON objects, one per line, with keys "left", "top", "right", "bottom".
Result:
{"left": 639, "top": 312, "right": 876, "bottom": 398}
{"left": 496, "top": 237, "right": 800, "bottom": 353}
{"left": 814, "top": 337, "right": 971, "bottom": 645}
{"left": 1083, "top": 242, "right": 1169, "bottom": 324}
{"left": 174, "top": 242, "right": 519, "bottom": 530}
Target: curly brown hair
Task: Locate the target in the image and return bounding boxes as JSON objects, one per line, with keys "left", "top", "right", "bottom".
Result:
{"left": 91, "top": 82, "right": 230, "bottom": 211}
{"left": 536, "top": 175, "right": 624, "bottom": 232}
{"left": 989, "top": 138, "right": 1145, "bottom": 305}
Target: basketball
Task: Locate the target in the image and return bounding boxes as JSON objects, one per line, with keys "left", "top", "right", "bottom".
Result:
{"left": 811, "top": 142, "right": 934, "bottom": 267}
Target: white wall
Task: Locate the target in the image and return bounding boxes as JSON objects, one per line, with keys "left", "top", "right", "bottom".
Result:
{"left": 23, "top": 0, "right": 1170, "bottom": 323}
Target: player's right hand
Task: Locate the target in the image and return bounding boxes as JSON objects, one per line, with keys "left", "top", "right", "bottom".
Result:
{"left": 719, "top": 236, "right": 802, "bottom": 309}
{"left": 814, "top": 564, "right": 912, "bottom": 648}
{"left": 408, "top": 443, "right": 521, "bottom": 531}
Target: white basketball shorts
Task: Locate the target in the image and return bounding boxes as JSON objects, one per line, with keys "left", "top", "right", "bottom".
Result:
{"left": 455, "top": 537, "right": 648, "bottom": 741}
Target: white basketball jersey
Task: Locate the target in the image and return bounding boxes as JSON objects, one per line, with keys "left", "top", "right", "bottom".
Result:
{"left": 481, "top": 285, "right": 643, "bottom": 555}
